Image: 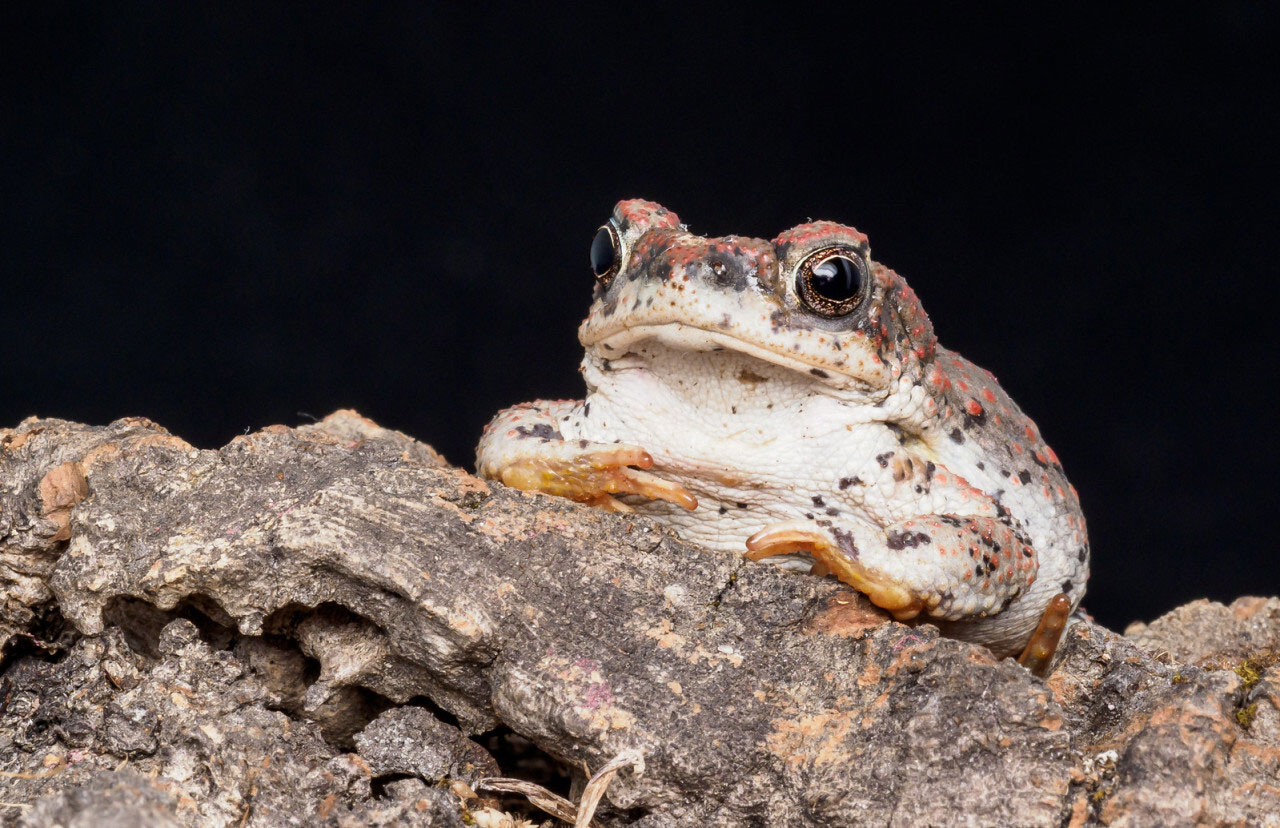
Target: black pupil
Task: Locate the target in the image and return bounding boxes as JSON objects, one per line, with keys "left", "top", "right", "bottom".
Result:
{"left": 810, "top": 255, "right": 861, "bottom": 301}
{"left": 590, "top": 226, "right": 616, "bottom": 277}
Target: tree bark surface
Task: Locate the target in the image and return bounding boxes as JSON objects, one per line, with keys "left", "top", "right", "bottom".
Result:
{"left": 1, "top": 412, "right": 1277, "bottom": 827}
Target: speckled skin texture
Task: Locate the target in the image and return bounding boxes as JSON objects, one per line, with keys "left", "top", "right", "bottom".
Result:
{"left": 477, "top": 200, "right": 1089, "bottom": 656}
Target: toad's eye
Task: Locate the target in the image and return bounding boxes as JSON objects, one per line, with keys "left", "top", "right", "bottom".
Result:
{"left": 590, "top": 223, "right": 621, "bottom": 285}
{"left": 796, "top": 247, "right": 868, "bottom": 317}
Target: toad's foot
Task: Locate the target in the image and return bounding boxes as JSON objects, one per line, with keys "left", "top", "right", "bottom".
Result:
{"left": 476, "top": 400, "right": 696, "bottom": 513}
{"left": 493, "top": 444, "right": 697, "bottom": 513}
{"left": 746, "top": 523, "right": 924, "bottom": 620}
{"left": 1016, "top": 592, "right": 1072, "bottom": 677}
{"left": 746, "top": 513, "right": 1039, "bottom": 624}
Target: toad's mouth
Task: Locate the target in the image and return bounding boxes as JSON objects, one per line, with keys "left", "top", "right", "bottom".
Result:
{"left": 586, "top": 322, "right": 878, "bottom": 392}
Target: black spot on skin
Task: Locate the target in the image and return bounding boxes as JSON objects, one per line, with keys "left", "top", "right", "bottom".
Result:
{"left": 731, "top": 406, "right": 737, "bottom": 414}
{"left": 975, "top": 461, "right": 985, "bottom": 471}
{"left": 809, "top": 368, "right": 830, "bottom": 379}
{"left": 516, "top": 424, "right": 562, "bottom": 441}
{"left": 1030, "top": 451, "right": 1049, "bottom": 469}
{"left": 979, "top": 535, "right": 994, "bottom": 548}
{"left": 1023, "top": 549, "right": 1034, "bottom": 558}
{"left": 825, "top": 508, "right": 840, "bottom": 517}
{"left": 886, "top": 531, "right": 931, "bottom": 550}
{"left": 1018, "top": 470, "right": 1031, "bottom": 485}
{"left": 578, "top": 439, "right": 588, "bottom": 448}
{"left": 805, "top": 513, "right": 815, "bottom": 520}
{"left": 718, "top": 506, "right": 728, "bottom": 515}
{"left": 838, "top": 476, "right": 861, "bottom": 490}
{"left": 949, "top": 428, "right": 965, "bottom": 444}
{"left": 811, "top": 495, "right": 825, "bottom": 507}
{"left": 1062, "top": 580, "right": 1073, "bottom": 594}
{"left": 938, "top": 515, "right": 962, "bottom": 527}
{"left": 875, "top": 452, "right": 892, "bottom": 468}
{"left": 974, "top": 564, "right": 983, "bottom": 577}
{"left": 704, "top": 257, "right": 749, "bottom": 291}
{"left": 583, "top": 402, "right": 591, "bottom": 417}
{"left": 963, "top": 406, "right": 988, "bottom": 429}
{"left": 1077, "top": 548, "right": 1087, "bottom": 562}
{"left": 735, "top": 502, "right": 748, "bottom": 509}
{"left": 924, "top": 461, "right": 936, "bottom": 481}
{"left": 914, "top": 485, "right": 922, "bottom": 493}
{"left": 833, "top": 528, "right": 858, "bottom": 559}
{"left": 601, "top": 360, "right": 613, "bottom": 372}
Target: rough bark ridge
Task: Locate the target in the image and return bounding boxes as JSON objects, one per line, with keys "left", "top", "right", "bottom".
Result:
{"left": 1, "top": 412, "right": 1277, "bottom": 827}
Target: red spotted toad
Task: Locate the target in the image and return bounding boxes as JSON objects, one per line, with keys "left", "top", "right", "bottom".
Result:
{"left": 477, "top": 200, "right": 1089, "bottom": 667}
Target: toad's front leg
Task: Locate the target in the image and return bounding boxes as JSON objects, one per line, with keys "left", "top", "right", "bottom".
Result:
{"left": 476, "top": 400, "right": 697, "bottom": 513}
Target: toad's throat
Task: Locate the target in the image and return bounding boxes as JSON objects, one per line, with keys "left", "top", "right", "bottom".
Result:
{"left": 585, "top": 322, "right": 877, "bottom": 391}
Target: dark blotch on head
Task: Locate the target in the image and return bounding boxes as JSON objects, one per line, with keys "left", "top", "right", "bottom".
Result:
{"left": 809, "top": 368, "right": 830, "bottom": 379}
{"left": 949, "top": 428, "right": 965, "bottom": 444}
{"left": 838, "top": 476, "right": 861, "bottom": 490}
{"left": 1018, "top": 470, "right": 1031, "bottom": 485}
{"left": 811, "top": 495, "right": 825, "bottom": 507}
{"left": 1062, "top": 580, "right": 1073, "bottom": 594}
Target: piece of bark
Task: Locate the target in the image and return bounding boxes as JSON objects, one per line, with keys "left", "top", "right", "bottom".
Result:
{"left": 0, "top": 411, "right": 1277, "bottom": 827}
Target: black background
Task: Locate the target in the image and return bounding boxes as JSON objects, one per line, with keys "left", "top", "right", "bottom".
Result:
{"left": 3, "top": 5, "right": 1277, "bottom": 633}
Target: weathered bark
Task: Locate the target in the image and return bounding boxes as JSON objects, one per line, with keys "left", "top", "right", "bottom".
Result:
{"left": 1, "top": 412, "right": 1277, "bottom": 827}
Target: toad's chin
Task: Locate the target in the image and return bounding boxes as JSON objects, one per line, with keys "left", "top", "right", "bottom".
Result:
{"left": 585, "top": 322, "right": 879, "bottom": 394}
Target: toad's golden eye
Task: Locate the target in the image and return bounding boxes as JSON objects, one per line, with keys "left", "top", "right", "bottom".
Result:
{"left": 590, "top": 223, "right": 621, "bottom": 285}
{"left": 795, "top": 246, "right": 868, "bottom": 317}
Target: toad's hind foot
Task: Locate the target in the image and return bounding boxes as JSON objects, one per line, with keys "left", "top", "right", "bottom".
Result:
{"left": 746, "top": 522, "right": 924, "bottom": 620}
{"left": 1016, "top": 592, "right": 1072, "bottom": 677}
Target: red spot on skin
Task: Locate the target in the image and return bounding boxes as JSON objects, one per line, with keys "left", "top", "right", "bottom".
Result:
{"left": 982, "top": 388, "right": 996, "bottom": 402}
{"left": 965, "top": 399, "right": 983, "bottom": 417}
{"left": 958, "top": 380, "right": 969, "bottom": 391}
{"left": 1025, "top": 424, "right": 1037, "bottom": 441}
{"left": 1047, "top": 446, "right": 1060, "bottom": 464}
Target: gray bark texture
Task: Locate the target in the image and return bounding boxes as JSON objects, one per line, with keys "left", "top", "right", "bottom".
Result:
{"left": 1, "top": 411, "right": 1277, "bottom": 827}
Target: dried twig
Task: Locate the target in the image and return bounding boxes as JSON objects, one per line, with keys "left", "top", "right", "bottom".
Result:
{"left": 574, "top": 749, "right": 644, "bottom": 828}
{"left": 477, "top": 748, "right": 645, "bottom": 828}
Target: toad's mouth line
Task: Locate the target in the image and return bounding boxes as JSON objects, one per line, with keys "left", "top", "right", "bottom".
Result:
{"left": 584, "top": 322, "right": 879, "bottom": 391}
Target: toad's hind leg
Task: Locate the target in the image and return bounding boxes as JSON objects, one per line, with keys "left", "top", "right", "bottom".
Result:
{"left": 745, "top": 514, "right": 1039, "bottom": 623}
